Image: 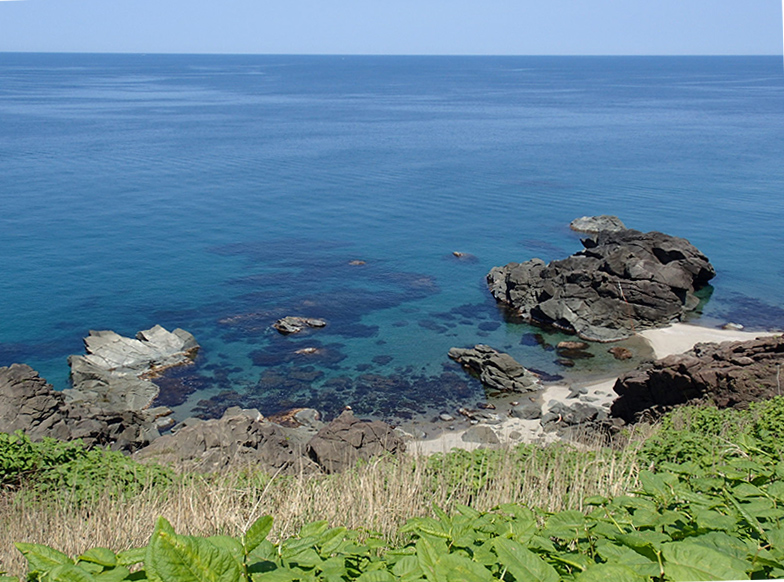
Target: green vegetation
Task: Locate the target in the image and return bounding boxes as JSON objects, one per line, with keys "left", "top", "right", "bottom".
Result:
{"left": 2, "top": 398, "right": 784, "bottom": 581}
{"left": 0, "top": 431, "right": 173, "bottom": 503}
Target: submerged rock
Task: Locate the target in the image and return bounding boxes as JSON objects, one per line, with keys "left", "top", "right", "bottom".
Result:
{"left": 611, "top": 334, "right": 784, "bottom": 423}
{"left": 272, "top": 316, "right": 328, "bottom": 335}
{"left": 448, "top": 345, "right": 541, "bottom": 393}
{"left": 487, "top": 226, "right": 715, "bottom": 342}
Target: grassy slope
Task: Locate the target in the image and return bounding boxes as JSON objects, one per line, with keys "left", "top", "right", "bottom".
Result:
{"left": 1, "top": 397, "right": 783, "bottom": 578}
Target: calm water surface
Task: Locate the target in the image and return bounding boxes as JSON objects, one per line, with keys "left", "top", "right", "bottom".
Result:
{"left": 1, "top": 54, "right": 782, "bottom": 422}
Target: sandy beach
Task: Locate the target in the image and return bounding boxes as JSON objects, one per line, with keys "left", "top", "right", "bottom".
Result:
{"left": 409, "top": 323, "right": 781, "bottom": 455}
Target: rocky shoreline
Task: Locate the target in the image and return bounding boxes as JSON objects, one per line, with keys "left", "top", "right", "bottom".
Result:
{"left": 2, "top": 217, "right": 782, "bottom": 472}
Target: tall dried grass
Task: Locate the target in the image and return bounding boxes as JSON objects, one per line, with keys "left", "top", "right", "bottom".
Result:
{"left": 0, "top": 439, "right": 642, "bottom": 577}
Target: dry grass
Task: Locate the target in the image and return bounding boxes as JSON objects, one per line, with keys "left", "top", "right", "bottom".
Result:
{"left": 0, "top": 439, "right": 642, "bottom": 577}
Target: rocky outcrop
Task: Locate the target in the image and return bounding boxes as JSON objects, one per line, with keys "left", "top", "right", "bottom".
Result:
{"left": 306, "top": 410, "right": 406, "bottom": 473}
{"left": 569, "top": 215, "right": 626, "bottom": 234}
{"left": 487, "top": 228, "right": 715, "bottom": 342}
{"left": 272, "top": 317, "right": 327, "bottom": 335}
{"left": 134, "top": 407, "right": 320, "bottom": 474}
{"left": 66, "top": 325, "right": 199, "bottom": 413}
{"left": 448, "top": 345, "right": 541, "bottom": 393}
{"left": 611, "top": 335, "right": 784, "bottom": 423}
{"left": 0, "top": 364, "right": 159, "bottom": 451}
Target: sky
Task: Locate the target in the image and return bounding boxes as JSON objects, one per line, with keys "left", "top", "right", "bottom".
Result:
{"left": 0, "top": 0, "right": 781, "bottom": 56}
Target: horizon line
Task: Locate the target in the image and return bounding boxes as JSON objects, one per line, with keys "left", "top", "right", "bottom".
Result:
{"left": 0, "top": 50, "right": 780, "bottom": 58}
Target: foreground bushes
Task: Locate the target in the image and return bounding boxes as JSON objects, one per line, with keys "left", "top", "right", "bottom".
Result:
{"left": 2, "top": 398, "right": 784, "bottom": 580}
{"left": 7, "top": 449, "right": 784, "bottom": 581}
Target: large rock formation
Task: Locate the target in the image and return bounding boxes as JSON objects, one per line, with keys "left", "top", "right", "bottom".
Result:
{"left": 611, "top": 335, "right": 784, "bottom": 423}
{"left": 448, "top": 345, "right": 541, "bottom": 393}
{"left": 306, "top": 410, "right": 406, "bottom": 473}
{"left": 134, "top": 407, "right": 320, "bottom": 474}
{"left": 487, "top": 227, "right": 715, "bottom": 342}
{"left": 0, "top": 364, "right": 159, "bottom": 451}
{"left": 66, "top": 325, "right": 199, "bottom": 412}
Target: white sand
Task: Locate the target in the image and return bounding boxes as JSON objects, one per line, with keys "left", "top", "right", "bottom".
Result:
{"left": 409, "top": 323, "right": 781, "bottom": 455}
{"left": 638, "top": 323, "right": 778, "bottom": 360}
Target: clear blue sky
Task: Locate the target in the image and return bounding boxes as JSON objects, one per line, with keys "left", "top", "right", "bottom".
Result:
{"left": 0, "top": 0, "right": 781, "bottom": 55}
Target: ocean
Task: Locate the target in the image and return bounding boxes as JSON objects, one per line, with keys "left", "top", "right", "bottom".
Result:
{"left": 1, "top": 54, "right": 782, "bottom": 423}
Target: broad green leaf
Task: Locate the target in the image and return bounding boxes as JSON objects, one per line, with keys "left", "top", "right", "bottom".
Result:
{"left": 95, "top": 567, "right": 131, "bottom": 582}
{"left": 0, "top": 576, "right": 20, "bottom": 582}
{"left": 575, "top": 564, "right": 646, "bottom": 582}
{"left": 639, "top": 471, "right": 670, "bottom": 502}
{"left": 206, "top": 536, "right": 244, "bottom": 569}
{"left": 116, "top": 548, "right": 146, "bottom": 567}
{"left": 615, "top": 531, "right": 668, "bottom": 558}
{"left": 726, "top": 492, "right": 766, "bottom": 538}
{"left": 146, "top": 516, "right": 241, "bottom": 582}
{"left": 546, "top": 510, "right": 585, "bottom": 531}
{"left": 250, "top": 568, "right": 299, "bottom": 582}
{"left": 78, "top": 549, "right": 117, "bottom": 568}
{"left": 768, "top": 481, "right": 784, "bottom": 501}
{"left": 690, "top": 532, "right": 755, "bottom": 562}
{"left": 403, "top": 517, "right": 451, "bottom": 540}
{"left": 285, "top": 548, "right": 322, "bottom": 569}
{"left": 662, "top": 542, "right": 749, "bottom": 581}
{"left": 438, "top": 554, "right": 493, "bottom": 582}
{"left": 595, "top": 541, "right": 659, "bottom": 577}
{"left": 493, "top": 538, "right": 558, "bottom": 582}
{"left": 298, "top": 520, "right": 328, "bottom": 538}
{"left": 44, "top": 564, "right": 97, "bottom": 582}
{"left": 694, "top": 509, "right": 737, "bottom": 532}
{"left": 416, "top": 537, "right": 444, "bottom": 582}
{"left": 14, "top": 542, "right": 73, "bottom": 573}
{"left": 584, "top": 496, "right": 607, "bottom": 506}
{"left": 550, "top": 552, "right": 589, "bottom": 572}
{"left": 455, "top": 504, "right": 481, "bottom": 519}
{"left": 356, "top": 571, "right": 396, "bottom": 582}
{"left": 393, "top": 555, "right": 422, "bottom": 579}
{"left": 244, "top": 516, "right": 274, "bottom": 555}
{"left": 733, "top": 483, "right": 764, "bottom": 498}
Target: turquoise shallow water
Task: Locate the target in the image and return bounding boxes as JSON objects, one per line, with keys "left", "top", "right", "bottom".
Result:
{"left": 1, "top": 54, "right": 783, "bottom": 423}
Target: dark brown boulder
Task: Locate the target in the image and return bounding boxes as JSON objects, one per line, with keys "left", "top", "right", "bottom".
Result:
{"left": 611, "top": 335, "right": 784, "bottom": 422}
{"left": 487, "top": 227, "right": 715, "bottom": 342}
{"left": 306, "top": 411, "right": 405, "bottom": 473}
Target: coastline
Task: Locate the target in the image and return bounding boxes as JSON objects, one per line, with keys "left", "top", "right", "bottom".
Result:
{"left": 407, "top": 322, "right": 781, "bottom": 455}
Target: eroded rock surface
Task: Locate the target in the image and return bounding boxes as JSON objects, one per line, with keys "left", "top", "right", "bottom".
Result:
{"left": 134, "top": 407, "right": 320, "bottom": 474}
{"left": 66, "top": 325, "right": 199, "bottom": 413}
{"left": 0, "top": 364, "right": 158, "bottom": 451}
{"left": 569, "top": 215, "right": 627, "bottom": 234}
{"left": 487, "top": 228, "right": 715, "bottom": 342}
{"left": 306, "top": 410, "right": 405, "bottom": 473}
{"left": 448, "top": 345, "right": 541, "bottom": 393}
{"left": 611, "top": 335, "right": 784, "bottom": 422}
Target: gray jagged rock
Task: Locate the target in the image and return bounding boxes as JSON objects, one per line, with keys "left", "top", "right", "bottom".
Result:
{"left": 569, "top": 215, "right": 627, "bottom": 234}
{"left": 611, "top": 334, "right": 784, "bottom": 423}
{"left": 487, "top": 227, "right": 715, "bottom": 342}
{"left": 0, "top": 364, "right": 158, "bottom": 451}
{"left": 134, "top": 407, "right": 320, "bottom": 474}
{"left": 66, "top": 325, "right": 199, "bottom": 413}
{"left": 448, "top": 345, "right": 541, "bottom": 393}
{"left": 306, "top": 410, "right": 405, "bottom": 474}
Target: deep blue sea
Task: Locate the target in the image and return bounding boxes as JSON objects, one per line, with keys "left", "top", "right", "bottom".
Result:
{"left": 1, "top": 54, "right": 783, "bottom": 423}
